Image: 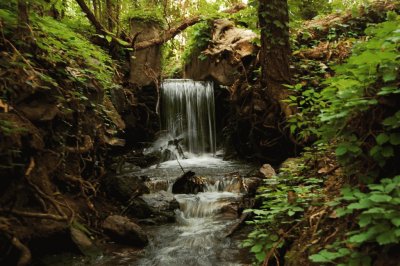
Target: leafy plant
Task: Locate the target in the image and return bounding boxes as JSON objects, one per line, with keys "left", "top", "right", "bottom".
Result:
{"left": 310, "top": 176, "right": 400, "bottom": 264}
{"left": 243, "top": 166, "right": 323, "bottom": 264}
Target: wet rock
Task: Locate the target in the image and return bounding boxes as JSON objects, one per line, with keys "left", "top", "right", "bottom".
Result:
{"left": 102, "top": 215, "right": 148, "bottom": 247}
{"left": 259, "top": 164, "right": 276, "bottom": 178}
{"left": 140, "top": 191, "right": 179, "bottom": 212}
{"left": 220, "top": 203, "right": 239, "bottom": 219}
{"left": 104, "top": 173, "right": 149, "bottom": 202}
{"left": 124, "top": 197, "right": 153, "bottom": 219}
{"left": 172, "top": 171, "right": 206, "bottom": 194}
{"left": 224, "top": 173, "right": 247, "bottom": 193}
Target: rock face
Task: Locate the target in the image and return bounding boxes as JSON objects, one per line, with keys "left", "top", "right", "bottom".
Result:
{"left": 102, "top": 215, "right": 148, "bottom": 247}
{"left": 129, "top": 19, "right": 162, "bottom": 87}
{"left": 184, "top": 19, "right": 258, "bottom": 85}
{"left": 172, "top": 171, "right": 206, "bottom": 194}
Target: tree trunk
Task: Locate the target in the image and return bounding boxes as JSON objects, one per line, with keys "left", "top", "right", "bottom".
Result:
{"left": 93, "top": 0, "right": 98, "bottom": 20}
{"left": 17, "top": 0, "right": 30, "bottom": 41}
{"left": 75, "top": 0, "right": 105, "bottom": 34}
{"left": 258, "top": 0, "right": 293, "bottom": 117}
{"left": 105, "top": 0, "right": 114, "bottom": 31}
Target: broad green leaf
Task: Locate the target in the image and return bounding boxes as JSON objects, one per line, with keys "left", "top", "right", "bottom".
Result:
{"left": 376, "top": 133, "right": 390, "bottom": 145}
{"left": 376, "top": 230, "right": 398, "bottom": 245}
{"left": 369, "top": 194, "right": 392, "bottom": 202}
{"left": 336, "top": 146, "right": 348, "bottom": 156}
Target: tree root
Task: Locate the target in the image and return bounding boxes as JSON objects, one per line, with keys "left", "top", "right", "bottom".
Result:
{"left": 11, "top": 236, "right": 31, "bottom": 266}
{"left": 0, "top": 209, "right": 67, "bottom": 221}
{"left": 65, "top": 135, "right": 93, "bottom": 154}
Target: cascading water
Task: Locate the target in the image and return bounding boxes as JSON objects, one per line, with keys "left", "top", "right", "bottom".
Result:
{"left": 156, "top": 79, "right": 216, "bottom": 159}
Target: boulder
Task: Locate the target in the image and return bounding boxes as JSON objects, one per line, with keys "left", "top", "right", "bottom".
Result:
{"left": 140, "top": 191, "right": 179, "bottom": 212}
{"left": 104, "top": 173, "right": 149, "bottom": 202}
{"left": 259, "top": 164, "right": 276, "bottom": 178}
{"left": 172, "top": 171, "right": 206, "bottom": 194}
{"left": 102, "top": 215, "right": 148, "bottom": 247}
{"left": 184, "top": 18, "right": 258, "bottom": 86}
{"left": 243, "top": 177, "right": 262, "bottom": 196}
{"left": 224, "top": 173, "right": 247, "bottom": 193}
{"left": 70, "top": 228, "right": 98, "bottom": 256}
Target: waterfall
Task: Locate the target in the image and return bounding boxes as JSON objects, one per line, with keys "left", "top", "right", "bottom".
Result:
{"left": 161, "top": 79, "right": 216, "bottom": 157}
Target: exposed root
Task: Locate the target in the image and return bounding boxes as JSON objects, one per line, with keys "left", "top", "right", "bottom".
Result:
{"left": 65, "top": 135, "right": 93, "bottom": 154}
{"left": 0, "top": 209, "right": 67, "bottom": 221}
{"left": 11, "top": 236, "right": 31, "bottom": 266}
{"left": 63, "top": 174, "right": 97, "bottom": 197}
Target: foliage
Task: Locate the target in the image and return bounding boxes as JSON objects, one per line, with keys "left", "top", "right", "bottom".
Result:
{"left": 34, "top": 15, "right": 114, "bottom": 89}
{"left": 243, "top": 157, "right": 324, "bottom": 264}
{"left": 181, "top": 21, "right": 212, "bottom": 64}
{"left": 289, "top": 0, "right": 332, "bottom": 20}
{"left": 305, "top": 13, "right": 400, "bottom": 265}
{"left": 123, "top": 8, "right": 165, "bottom": 26}
{"left": 319, "top": 15, "right": 400, "bottom": 168}
{"left": 310, "top": 176, "right": 400, "bottom": 264}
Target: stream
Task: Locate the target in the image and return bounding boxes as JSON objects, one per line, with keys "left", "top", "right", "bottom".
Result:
{"left": 41, "top": 79, "right": 255, "bottom": 265}
{"left": 41, "top": 156, "right": 255, "bottom": 266}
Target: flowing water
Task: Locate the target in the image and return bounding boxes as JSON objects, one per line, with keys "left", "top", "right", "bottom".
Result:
{"left": 146, "top": 79, "right": 217, "bottom": 160}
{"left": 41, "top": 80, "right": 253, "bottom": 265}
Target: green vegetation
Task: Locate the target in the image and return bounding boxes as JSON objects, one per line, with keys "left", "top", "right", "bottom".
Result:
{"left": 245, "top": 6, "right": 400, "bottom": 265}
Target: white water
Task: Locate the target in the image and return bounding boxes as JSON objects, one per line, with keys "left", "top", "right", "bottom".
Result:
{"left": 145, "top": 79, "right": 217, "bottom": 160}
{"left": 136, "top": 189, "right": 248, "bottom": 266}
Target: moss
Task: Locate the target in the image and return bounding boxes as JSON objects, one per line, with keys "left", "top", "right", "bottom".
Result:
{"left": 124, "top": 9, "right": 165, "bottom": 27}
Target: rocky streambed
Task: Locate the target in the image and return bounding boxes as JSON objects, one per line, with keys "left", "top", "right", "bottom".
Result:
{"left": 39, "top": 156, "right": 264, "bottom": 266}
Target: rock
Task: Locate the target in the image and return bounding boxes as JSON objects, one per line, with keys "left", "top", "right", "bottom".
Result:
{"left": 129, "top": 19, "right": 162, "bottom": 87}
{"left": 172, "top": 171, "right": 206, "bottom": 194}
{"left": 280, "top": 158, "right": 302, "bottom": 170}
{"left": 224, "top": 173, "right": 246, "bottom": 193}
{"left": 243, "top": 177, "right": 262, "bottom": 196}
{"left": 125, "top": 197, "right": 153, "bottom": 219}
{"left": 104, "top": 173, "right": 149, "bottom": 202}
{"left": 184, "top": 18, "right": 258, "bottom": 86}
{"left": 102, "top": 215, "right": 148, "bottom": 247}
{"left": 219, "top": 203, "right": 239, "bottom": 219}
{"left": 140, "top": 191, "right": 179, "bottom": 212}
{"left": 70, "top": 228, "right": 97, "bottom": 256}
{"left": 259, "top": 164, "right": 276, "bottom": 178}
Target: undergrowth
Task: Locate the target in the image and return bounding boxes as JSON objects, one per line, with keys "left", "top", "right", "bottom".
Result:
{"left": 245, "top": 11, "right": 400, "bottom": 266}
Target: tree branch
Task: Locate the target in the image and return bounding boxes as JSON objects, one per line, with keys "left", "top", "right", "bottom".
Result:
{"left": 75, "top": 0, "right": 246, "bottom": 51}
{"left": 134, "top": 16, "right": 201, "bottom": 50}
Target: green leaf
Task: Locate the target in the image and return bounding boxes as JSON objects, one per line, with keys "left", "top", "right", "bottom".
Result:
{"left": 250, "top": 244, "right": 263, "bottom": 253}
{"left": 336, "top": 145, "right": 348, "bottom": 156}
{"left": 359, "top": 215, "right": 373, "bottom": 227}
{"left": 369, "top": 194, "right": 392, "bottom": 203}
{"left": 381, "top": 146, "right": 394, "bottom": 158}
{"left": 390, "top": 133, "right": 400, "bottom": 145}
{"left": 391, "top": 218, "right": 400, "bottom": 227}
{"left": 376, "top": 133, "right": 390, "bottom": 145}
{"left": 309, "top": 254, "right": 330, "bottom": 263}
{"left": 376, "top": 230, "right": 398, "bottom": 245}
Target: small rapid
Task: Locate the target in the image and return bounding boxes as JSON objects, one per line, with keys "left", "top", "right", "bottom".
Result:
{"left": 135, "top": 188, "right": 249, "bottom": 266}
